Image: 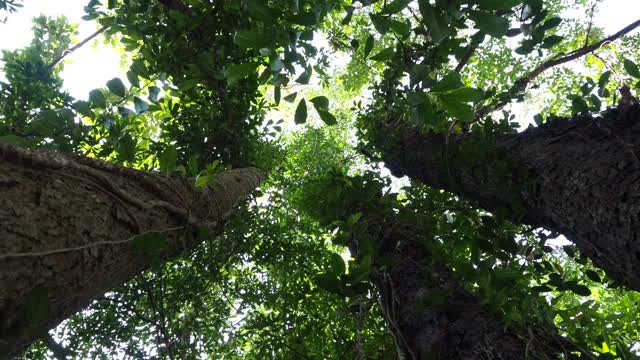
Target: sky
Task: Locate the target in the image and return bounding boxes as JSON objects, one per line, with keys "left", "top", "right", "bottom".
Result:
{"left": 0, "top": 0, "right": 123, "bottom": 99}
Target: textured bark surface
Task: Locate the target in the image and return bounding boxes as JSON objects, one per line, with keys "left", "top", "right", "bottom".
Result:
{"left": 360, "top": 216, "right": 577, "bottom": 359}
{"left": 0, "top": 143, "right": 264, "bottom": 358}
{"left": 381, "top": 105, "right": 640, "bottom": 291}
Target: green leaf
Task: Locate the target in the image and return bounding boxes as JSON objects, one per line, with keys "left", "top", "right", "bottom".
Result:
{"left": 25, "top": 287, "right": 49, "bottom": 324}
{"left": 131, "top": 58, "right": 149, "bottom": 79}
{"left": 159, "top": 145, "right": 177, "bottom": 176}
{"left": 274, "top": 86, "right": 281, "bottom": 105}
{"left": 624, "top": 59, "right": 640, "bottom": 78}
{"left": 295, "top": 99, "right": 307, "bottom": 124}
{"left": 570, "top": 97, "right": 589, "bottom": 114}
{"left": 313, "top": 273, "right": 343, "bottom": 295}
{"left": 541, "top": 35, "right": 563, "bottom": 49}
{"left": 149, "top": 86, "right": 161, "bottom": 102}
{"left": 226, "top": 62, "right": 260, "bottom": 85}
{"left": 127, "top": 70, "right": 139, "bottom": 88}
{"left": 476, "top": 0, "right": 523, "bottom": 10}
{"left": 370, "top": 14, "right": 390, "bottom": 35}
{"left": 585, "top": 270, "right": 601, "bottom": 283}
{"left": 447, "top": 87, "right": 484, "bottom": 103}
{"left": 131, "top": 232, "right": 168, "bottom": 255}
{"left": 598, "top": 71, "right": 611, "bottom": 96}
{"left": 370, "top": 47, "right": 395, "bottom": 62}
{"left": 342, "top": 6, "right": 354, "bottom": 25}
{"left": 431, "top": 72, "right": 464, "bottom": 92}
{"left": 384, "top": 0, "right": 410, "bottom": 14}
{"left": 73, "top": 100, "right": 93, "bottom": 117}
{"left": 363, "top": 35, "right": 374, "bottom": 58}
{"left": 562, "top": 245, "right": 576, "bottom": 257}
{"left": 234, "top": 30, "right": 269, "bottom": 49}
{"left": 133, "top": 97, "right": 149, "bottom": 113}
{"left": 295, "top": 67, "right": 312, "bottom": 84}
{"left": 515, "top": 40, "right": 535, "bottom": 55}
{"left": 290, "top": 11, "right": 319, "bottom": 26}
{"left": 317, "top": 109, "right": 337, "bottom": 126}
{"left": 106, "top": 77, "right": 126, "bottom": 97}
{"left": 89, "top": 89, "right": 107, "bottom": 109}
{"left": 283, "top": 92, "right": 298, "bottom": 103}
{"left": 328, "top": 252, "right": 346, "bottom": 275}
{"left": 270, "top": 58, "right": 284, "bottom": 73}
{"left": 568, "top": 283, "right": 591, "bottom": 296}
{"left": 389, "top": 19, "right": 410, "bottom": 37}
{"left": 531, "top": 285, "right": 553, "bottom": 293}
{"left": 540, "top": 17, "right": 562, "bottom": 31}
{"left": 246, "top": 0, "right": 276, "bottom": 23}
{"left": 438, "top": 95, "right": 475, "bottom": 122}
{"left": 310, "top": 96, "right": 329, "bottom": 110}
{"left": 471, "top": 11, "right": 510, "bottom": 37}
{"left": 419, "top": 1, "right": 445, "bottom": 43}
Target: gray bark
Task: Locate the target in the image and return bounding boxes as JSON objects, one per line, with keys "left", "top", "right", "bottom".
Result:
{"left": 379, "top": 105, "right": 640, "bottom": 291}
{"left": 0, "top": 143, "right": 264, "bottom": 358}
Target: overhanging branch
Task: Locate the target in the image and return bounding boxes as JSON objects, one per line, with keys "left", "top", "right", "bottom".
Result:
{"left": 474, "top": 18, "right": 640, "bottom": 120}
{"left": 49, "top": 25, "right": 109, "bottom": 69}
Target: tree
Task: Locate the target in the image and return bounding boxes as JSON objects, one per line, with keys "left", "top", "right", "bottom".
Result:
{"left": 0, "top": 143, "right": 264, "bottom": 357}
{"left": 299, "top": 171, "right": 590, "bottom": 359}
{"left": 2, "top": 0, "right": 640, "bottom": 359}
{"left": 378, "top": 105, "right": 640, "bottom": 291}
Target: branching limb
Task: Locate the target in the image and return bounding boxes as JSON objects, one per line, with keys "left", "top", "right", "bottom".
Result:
{"left": 455, "top": 45, "right": 476, "bottom": 73}
{"left": 49, "top": 25, "right": 109, "bottom": 69}
{"left": 474, "top": 18, "right": 640, "bottom": 121}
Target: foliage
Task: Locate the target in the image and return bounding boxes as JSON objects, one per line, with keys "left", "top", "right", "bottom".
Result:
{"left": 2, "top": 0, "right": 640, "bottom": 358}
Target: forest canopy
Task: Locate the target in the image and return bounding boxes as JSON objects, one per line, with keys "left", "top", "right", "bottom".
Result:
{"left": 1, "top": 0, "right": 640, "bottom": 359}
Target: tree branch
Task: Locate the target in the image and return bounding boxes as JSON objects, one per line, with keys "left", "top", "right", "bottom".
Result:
{"left": 474, "top": 18, "right": 640, "bottom": 120}
{"left": 454, "top": 45, "right": 476, "bottom": 72}
{"left": 49, "top": 25, "right": 109, "bottom": 69}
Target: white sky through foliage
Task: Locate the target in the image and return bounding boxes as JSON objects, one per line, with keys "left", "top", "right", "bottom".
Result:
{"left": 0, "top": 0, "right": 639, "bottom": 99}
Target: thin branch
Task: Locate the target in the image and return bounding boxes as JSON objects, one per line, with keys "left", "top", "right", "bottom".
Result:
{"left": 49, "top": 25, "right": 109, "bottom": 69}
{"left": 474, "top": 18, "right": 640, "bottom": 121}
{"left": 583, "top": 0, "right": 598, "bottom": 46}
{"left": 454, "top": 45, "right": 476, "bottom": 72}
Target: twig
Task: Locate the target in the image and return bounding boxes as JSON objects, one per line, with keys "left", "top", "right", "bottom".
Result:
{"left": 455, "top": 45, "right": 476, "bottom": 72}
{"left": 583, "top": 1, "right": 598, "bottom": 46}
{"left": 49, "top": 25, "right": 109, "bottom": 69}
{"left": 474, "top": 18, "right": 640, "bottom": 121}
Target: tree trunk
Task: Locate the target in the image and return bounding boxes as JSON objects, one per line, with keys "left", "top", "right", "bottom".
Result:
{"left": 379, "top": 105, "right": 640, "bottom": 291}
{"left": 358, "top": 214, "right": 582, "bottom": 359}
{"left": 0, "top": 143, "right": 264, "bottom": 358}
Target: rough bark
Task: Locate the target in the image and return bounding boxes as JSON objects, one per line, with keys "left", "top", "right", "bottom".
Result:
{"left": 380, "top": 105, "right": 640, "bottom": 291}
{"left": 0, "top": 143, "right": 264, "bottom": 358}
{"left": 358, "top": 214, "right": 582, "bottom": 359}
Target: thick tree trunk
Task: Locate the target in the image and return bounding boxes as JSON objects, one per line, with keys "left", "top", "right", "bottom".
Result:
{"left": 0, "top": 143, "right": 264, "bottom": 358}
{"left": 380, "top": 105, "right": 640, "bottom": 291}
{"left": 359, "top": 214, "right": 581, "bottom": 359}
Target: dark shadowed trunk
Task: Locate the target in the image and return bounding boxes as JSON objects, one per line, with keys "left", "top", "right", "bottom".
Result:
{"left": 379, "top": 105, "right": 640, "bottom": 291}
{"left": 355, "top": 213, "right": 583, "bottom": 359}
{"left": 0, "top": 143, "right": 264, "bottom": 358}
